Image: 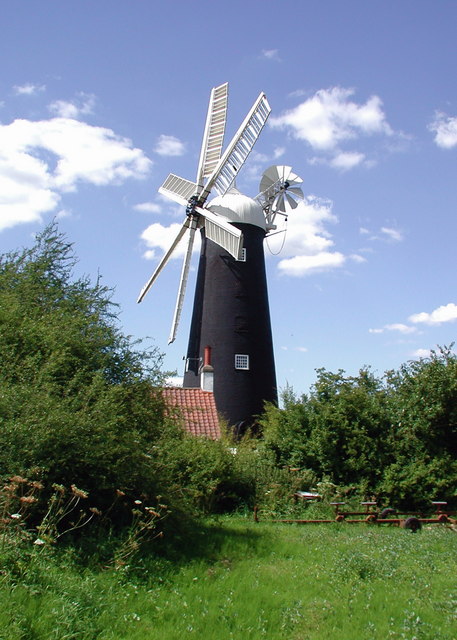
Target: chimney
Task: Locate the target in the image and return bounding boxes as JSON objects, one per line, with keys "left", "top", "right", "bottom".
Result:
{"left": 201, "top": 345, "right": 214, "bottom": 392}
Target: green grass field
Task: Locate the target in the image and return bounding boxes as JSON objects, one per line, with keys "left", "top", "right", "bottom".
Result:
{"left": 1, "top": 519, "right": 456, "bottom": 639}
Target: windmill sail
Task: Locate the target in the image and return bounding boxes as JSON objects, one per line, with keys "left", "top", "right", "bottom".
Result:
{"left": 199, "top": 93, "right": 271, "bottom": 202}
{"left": 196, "top": 82, "right": 229, "bottom": 190}
{"left": 158, "top": 174, "right": 198, "bottom": 206}
{"left": 197, "top": 207, "right": 243, "bottom": 260}
{"left": 168, "top": 219, "right": 198, "bottom": 344}
{"left": 137, "top": 219, "right": 191, "bottom": 303}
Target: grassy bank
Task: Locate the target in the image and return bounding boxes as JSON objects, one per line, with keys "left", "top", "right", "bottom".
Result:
{"left": 1, "top": 518, "right": 456, "bottom": 639}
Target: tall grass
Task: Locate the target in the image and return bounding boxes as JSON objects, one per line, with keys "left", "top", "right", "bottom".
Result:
{"left": 1, "top": 518, "right": 456, "bottom": 639}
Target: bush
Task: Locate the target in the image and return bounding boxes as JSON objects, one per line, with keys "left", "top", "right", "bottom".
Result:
{"left": 0, "top": 224, "right": 174, "bottom": 527}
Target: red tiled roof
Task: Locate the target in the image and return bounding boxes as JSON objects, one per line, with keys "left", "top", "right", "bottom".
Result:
{"left": 162, "top": 387, "right": 221, "bottom": 440}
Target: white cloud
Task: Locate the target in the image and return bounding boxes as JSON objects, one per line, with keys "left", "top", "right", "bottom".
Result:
{"left": 140, "top": 222, "right": 200, "bottom": 260}
{"left": 278, "top": 250, "right": 345, "bottom": 276}
{"left": 269, "top": 197, "right": 348, "bottom": 277}
{"left": 409, "top": 302, "right": 457, "bottom": 325}
{"left": 274, "top": 147, "right": 285, "bottom": 159}
{"left": 369, "top": 323, "right": 417, "bottom": 335}
{"left": 270, "top": 87, "right": 392, "bottom": 152}
{"left": 55, "top": 209, "right": 72, "bottom": 220}
{"left": 13, "top": 83, "right": 45, "bottom": 96}
{"left": 134, "top": 202, "right": 162, "bottom": 214}
{"left": 141, "top": 195, "right": 347, "bottom": 278}
{"left": 261, "top": 49, "right": 280, "bottom": 61}
{"left": 154, "top": 134, "right": 186, "bottom": 156}
{"left": 48, "top": 93, "right": 96, "bottom": 119}
{"left": 411, "top": 348, "right": 431, "bottom": 359}
{"left": 386, "top": 323, "right": 417, "bottom": 334}
{"left": 349, "top": 254, "right": 366, "bottom": 264}
{"left": 428, "top": 111, "right": 457, "bottom": 148}
{"left": 380, "top": 226, "right": 403, "bottom": 242}
{"left": 330, "top": 151, "right": 366, "bottom": 170}
{"left": 359, "top": 225, "right": 403, "bottom": 243}
{"left": 0, "top": 117, "right": 151, "bottom": 231}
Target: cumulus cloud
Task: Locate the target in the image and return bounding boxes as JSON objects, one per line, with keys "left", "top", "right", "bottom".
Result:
{"left": 270, "top": 87, "right": 391, "bottom": 149}
{"left": 428, "top": 111, "right": 457, "bottom": 148}
{"left": 140, "top": 221, "right": 200, "bottom": 261}
{"left": 260, "top": 49, "right": 280, "bottom": 61}
{"left": 409, "top": 302, "right": 457, "bottom": 325}
{"left": 0, "top": 117, "right": 151, "bottom": 231}
{"left": 358, "top": 225, "right": 403, "bottom": 243}
{"left": 13, "top": 83, "right": 45, "bottom": 96}
{"left": 411, "top": 348, "right": 431, "bottom": 359}
{"left": 140, "top": 195, "right": 349, "bottom": 278}
{"left": 380, "top": 226, "right": 403, "bottom": 242}
{"left": 270, "top": 87, "right": 392, "bottom": 169}
{"left": 349, "top": 253, "right": 366, "bottom": 264}
{"left": 48, "top": 93, "right": 96, "bottom": 119}
{"left": 154, "top": 134, "right": 186, "bottom": 156}
{"left": 134, "top": 202, "right": 162, "bottom": 214}
{"left": 269, "top": 197, "right": 347, "bottom": 276}
{"left": 329, "top": 151, "right": 366, "bottom": 170}
{"left": 368, "top": 323, "right": 417, "bottom": 335}
{"left": 370, "top": 303, "right": 457, "bottom": 336}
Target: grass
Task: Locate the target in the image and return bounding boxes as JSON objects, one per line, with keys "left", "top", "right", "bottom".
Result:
{"left": 0, "top": 517, "right": 456, "bottom": 639}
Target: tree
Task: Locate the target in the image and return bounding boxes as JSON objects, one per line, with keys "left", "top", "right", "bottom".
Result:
{"left": 0, "top": 224, "right": 170, "bottom": 514}
{"left": 380, "top": 346, "right": 457, "bottom": 507}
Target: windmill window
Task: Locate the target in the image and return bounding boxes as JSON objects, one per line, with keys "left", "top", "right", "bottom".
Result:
{"left": 235, "top": 354, "right": 249, "bottom": 370}
{"left": 237, "top": 248, "right": 247, "bottom": 262}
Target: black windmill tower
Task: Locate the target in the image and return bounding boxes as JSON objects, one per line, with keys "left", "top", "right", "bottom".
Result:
{"left": 138, "top": 83, "right": 303, "bottom": 429}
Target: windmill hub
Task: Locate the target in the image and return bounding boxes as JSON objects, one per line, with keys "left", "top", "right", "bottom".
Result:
{"left": 185, "top": 195, "right": 198, "bottom": 217}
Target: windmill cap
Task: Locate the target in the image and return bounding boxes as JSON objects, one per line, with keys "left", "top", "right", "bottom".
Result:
{"left": 208, "top": 188, "right": 266, "bottom": 230}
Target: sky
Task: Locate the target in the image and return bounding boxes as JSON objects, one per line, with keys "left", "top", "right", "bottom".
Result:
{"left": 1, "top": 0, "right": 457, "bottom": 396}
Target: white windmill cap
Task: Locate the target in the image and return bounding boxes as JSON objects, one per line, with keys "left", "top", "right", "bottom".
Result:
{"left": 207, "top": 187, "right": 266, "bottom": 230}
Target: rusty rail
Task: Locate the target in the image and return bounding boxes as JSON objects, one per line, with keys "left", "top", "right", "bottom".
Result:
{"left": 253, "top": 500, "right": 456, "bottom": 531}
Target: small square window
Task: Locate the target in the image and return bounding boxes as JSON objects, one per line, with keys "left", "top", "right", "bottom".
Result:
{"left": 237, "top": 248, "right": 246, "bottom": 262}
{"left": 235, "top": 354, "right": 249, "bottom": 370}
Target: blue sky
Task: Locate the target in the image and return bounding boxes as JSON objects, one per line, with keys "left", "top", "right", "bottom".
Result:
{"left": 1, "top": 0, "right": 457, "bottom": 395}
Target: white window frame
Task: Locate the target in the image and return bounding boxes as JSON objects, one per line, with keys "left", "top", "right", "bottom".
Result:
{"left": 237, "top": 248, "right": 247, "bottom": 262}
{"left": 235, "top": 354, "right": 250, "bottom": 370}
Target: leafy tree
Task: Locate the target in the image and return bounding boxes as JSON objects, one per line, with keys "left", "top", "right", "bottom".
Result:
{"left": 0, "top": 224, "right": 171, "bottom": 515}
{"left": 259, "top": 385, "right": 314, "bottom": 469}
{"left": 259, "top": 369, "right": 391, "bottom": 490}
{"left": 306, "top": 367, "right": 391, "bottom": 488}
{"left": 380, "top": 346, "right": 457, "bottom": 507}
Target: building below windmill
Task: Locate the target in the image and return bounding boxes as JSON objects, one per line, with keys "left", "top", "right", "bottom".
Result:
{"left": 162, "top": 385, "right": 221, "bottom": 440}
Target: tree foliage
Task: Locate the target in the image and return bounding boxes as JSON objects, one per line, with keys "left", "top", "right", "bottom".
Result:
{"left": 0, "top": 224, "right": 172, "bottom": 516}
{"left": 259, "top": 350, "right": 457, "bottom": 508}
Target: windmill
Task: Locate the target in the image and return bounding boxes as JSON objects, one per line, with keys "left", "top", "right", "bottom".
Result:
{"left": 138, "top": 82, "right": 303, "bottom": 428}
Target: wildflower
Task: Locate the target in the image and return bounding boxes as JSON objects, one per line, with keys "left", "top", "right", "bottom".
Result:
{"left": 52, "top": 483, "right": 66, "bottom": 494}
{"left": 89, "top": 507, "right": 102, "bottom": 516}
{"left": 70, "top": 484, "right": 88, "bottom": 499}
{"left": 20, "top": 495, "right": 37, "bottom": 504}
{"left": 10, "top": 475, "right": 27, "bottom": 484}
{"left": 116, "top": 489, "right": 125, "bottom": 497}
{"left": 134, "top": 499, "right": 142, "bottom": 505}
{"left": 30, "top": 481, "right": 44, "bottom": 490}
{"left": 34, "top": 538, "right": 46, "bottom": 545}
{"left": 144, "top": 508, "right": 160, "bottom": 517}
{"left": 10, "top": 513, "right": 21, "bottom": 520}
